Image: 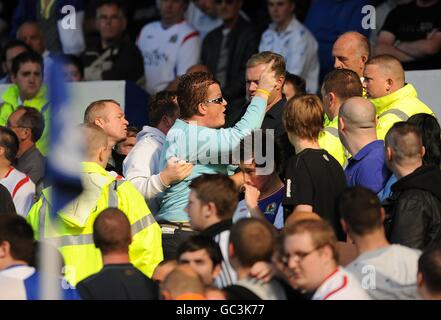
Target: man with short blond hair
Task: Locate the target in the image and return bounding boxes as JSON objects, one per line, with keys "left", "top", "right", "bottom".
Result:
{"left": 363, "top": 54, "right": 434, "bottom": 140}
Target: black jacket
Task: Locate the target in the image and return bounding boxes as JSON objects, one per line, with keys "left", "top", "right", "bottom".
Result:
{"left": 383, "top": 165, "right": 441, "bottom": 250}
{"left": 201, "top": 16, "right": 260, "bottom": 102}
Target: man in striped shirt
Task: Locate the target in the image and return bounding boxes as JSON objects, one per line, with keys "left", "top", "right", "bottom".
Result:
{"left": 0, "top": 126, "right": 35, "bottom": 217}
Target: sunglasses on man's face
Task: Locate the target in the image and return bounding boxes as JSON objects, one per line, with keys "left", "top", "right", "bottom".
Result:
{"left": 215, "top": 0, "right": 236, "bottom": 5}
{"left": 204, "top": 97, "right": 225, "bottom": 105}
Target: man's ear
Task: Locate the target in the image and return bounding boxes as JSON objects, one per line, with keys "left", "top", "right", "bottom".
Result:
{"left": 94, "top": 117, "right": 105, "bottom": 128}
{"left": 197, "top": 102, "right": 207, "bottom": 116}
{"left": 340, "top": 218, "right": 349, "bottom": 234}
{"left": 98, "top": 146, "right": 106, "bottom": 163}
{"left": 417, "top": 272, "right": 424, "bottom": 288}
{"left": 212, "top": 263, "right": 222, "bottom": 279}
{"left": 11, "top": 74, "right": 17, "bottom": 84}
{"left": 386, "top": 78, "right": 393, "bottom": 92}
{"left": 386, "top": 146, "right": 393, "bottom": 161}
{"left": 338, "top": 116, "right": 345, "bottom": 132}
{"left": 276, "top": 75, "right": 285, "bottom": 91}
{"left": 421, "top": 146, "right": 426, "bottom": 158}
{"left": 228, "top": 243, "right": 235, "bottom": 259}
{"left": 204, "top": 202, "right": 217, "bottom": 219}
{"left": 380, "top": 207, "right": 386, "bottom": 223}
{"left": 0, "top": 241, "right": 10, "bottom": 259}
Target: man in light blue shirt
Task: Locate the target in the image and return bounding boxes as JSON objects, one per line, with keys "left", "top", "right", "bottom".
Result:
{"left": 157, "top": 62, "right": 278, "bottom": 258}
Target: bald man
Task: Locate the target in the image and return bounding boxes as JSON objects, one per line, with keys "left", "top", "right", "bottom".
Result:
{"left": 384, "top": 122, "right": 441, "bottom": 250}
{"left": 83, "top": 99, "right": 128, "bottom": 175}
{"left": 161, "top": 265, "right": 206, "bottom": 300}
{"left": 332, "top": 31, "right": 370, "bottom": 78}
{"left": 363, "top": 54, "right": 435, "bottom": 140}
{"left": 338, "top": 97, "right": 391, "bottom": 194}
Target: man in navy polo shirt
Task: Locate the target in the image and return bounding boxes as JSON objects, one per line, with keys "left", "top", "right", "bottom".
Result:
{"left": 338, "top": 97, "right": 391, "bottom": 194}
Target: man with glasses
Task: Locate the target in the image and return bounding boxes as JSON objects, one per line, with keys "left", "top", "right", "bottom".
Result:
{"left": 157, "top": 64, "right": 278, "bottom": 259}
{"left": 283, "top": 219, "right": 370, "bottom": 300}
{"left": 82, "top": 0, "right": 144, "bottom": 81}
{"left": 259, "top": 0, "right": 319, "bottom": 93}
{"left": 7, "top": 107, "right": 45, "bottom": 188}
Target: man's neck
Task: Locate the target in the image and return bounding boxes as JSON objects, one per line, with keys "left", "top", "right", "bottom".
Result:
{"left": 102, "top": 252, "right": 130, "bottom": 265}
{"left": 293, "top": 138, "right": 320, "bottom": 154}
{"left": 260, "top": 175, "right": 284, "bottom": 199}
{"left": 393, "top": 162, "right": 421, "bottom": 180}
{"left": 17, "top": 141, "right": 34, "bottom": 159}
{"left": 236, "top": 266, "right": 252, "bottom": 280}
{"left": 161, "top": 17, "right": 183, "bottom": 29}
{"left": 0, "top": 161, "right": 11, "bottom": 178}
{"left": 0, "top": 259, "right": 28, "bottom": 271}
{"left": 346, "top": 134, "right": 377, "bottom": 157}
{"left": 101, "top": 36, "right": 122, "bottom": 50}
{"left": 352, "top": 229, "right": 390, "bottom": 256}
{"left": 266, "top": 94, "right": 282, "bottom": 112}
{"left": 275, "top": 16, "right": 293, "bottom": 33}
{"left": 223, "top": 15, "right": 239, "bottom": 30}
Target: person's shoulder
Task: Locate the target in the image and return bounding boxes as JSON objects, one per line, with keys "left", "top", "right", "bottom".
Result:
{"left": 139, "top": 21, "right": 161, "bottom": 35}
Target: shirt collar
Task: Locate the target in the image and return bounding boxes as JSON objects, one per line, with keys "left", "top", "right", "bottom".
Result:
{"left": 352, "top": 140, "right": 384, "bottom": 161}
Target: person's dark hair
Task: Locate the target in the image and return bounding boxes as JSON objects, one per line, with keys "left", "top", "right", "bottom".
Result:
{"left": 284, "top": 72, "right": 306, "bottom": 96}
{"left": 177, "top": 235, "right": 222, "bottom": 267}
{"left": 418, "top": 244, "right": 441, "bottom": 295}
{"left": 0, "top": 214, "right": 34, "bottom": 263}
{"left": 385, "top": 122, "right": 423, "bottom": 163}
{"left": 97, "top": 0, "right": 127, "bottom": 17}
{"left": 407, "top": 113, "right": 441, "bottom": 167}
{"left": 0, "top": 126, "right": 19, "bottom": 163}
{"left": 14, "top": 107, "right": 45, "bottom": 142}
{"left": 238, "top": 129, "right": 283, "bottom": 176}
{"left": 0, "top": 184, "right": 16, "bottom": 215}
{"left": 148, "top": 91, "right": 179, "bottom": 127}
{"left": 189, "top": 174, "right": 238, "bottom": 219}
{"left": 61, "top": 54, "right": 84, "bottom": 79}
{"left": 1, "top": 39, "right": 31, "bottom": 64}
{"left": 338, "top": 187, "right": 383, "bottom": 236}
{"left": 229, "top": 218, "right": 275, "bottom": 267}
{"left": 322, "top": 69, "right": 363, "bottom": 101}
{"left": 177, "top": 72, "right": 219, "bottom": 119}
{"left": 11, "top": 51, "right": 43, "bottom": 76}
{"left": 93, "top": 208, "right": 131, "bottom": 255}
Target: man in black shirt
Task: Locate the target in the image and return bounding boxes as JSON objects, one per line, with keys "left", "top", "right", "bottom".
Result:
{"left": 375, "top": 0, "right": 441, "bottom": 70}
{"left": 282, "top": 95, "right": 347, "bottom": 240}
{"left": 226, "top": 51, "right": 295, "bottom": 159}
{"left": 82, "top": 0, "right": 144, "bottom": 81}
{"left": 76, "top": 208, "right": 159, "bottom": 300}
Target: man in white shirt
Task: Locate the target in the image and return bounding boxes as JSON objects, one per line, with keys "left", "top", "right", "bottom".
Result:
{"left": 185, "top": 0, "right": 222, "bottom": 40}
{"left": 340, "top": 187, "right": 421, "bottom": 299}
{"left": 138, "top": 0, "right": 201, "bottom": 95}
{"left": 123, "top": 91, "right": 192, "bottom": 213}
{"left": 284, "top": 219, "right": 370, "bottom": 300}
{"left": 259, "top": 0, "right": 319, "bottom": 93}
{"left": 0, "top": 127, "right": 35, "bottom": 217}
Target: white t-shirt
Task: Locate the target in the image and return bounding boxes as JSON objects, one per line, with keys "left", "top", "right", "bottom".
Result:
{"left": 312, "top": 267, "right": 371, "bottom": 300}
{"left": 137, "top": 20, "right": 201, "bottom": 95}
{"left": 0, "top": 167, "right": 35, "bottom": 217}
{"left": 259, "top": 17, "right": 319, "bottom": 93}
{"left": 346, "top": 244, "right": 421, "bottom": 300}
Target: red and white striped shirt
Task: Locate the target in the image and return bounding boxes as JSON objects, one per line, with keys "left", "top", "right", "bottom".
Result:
{"left": 0, "top": 167, "right": 35, "bottom": 217}
{"left": 312, "top": 267, "right": 371, "bottom": 300}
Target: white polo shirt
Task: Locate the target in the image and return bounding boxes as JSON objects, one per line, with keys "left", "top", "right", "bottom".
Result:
{"left": 0, "top": 167, "right": 35, "bottom": 217}
{"left": 259, "top": 17, "right": 319, "bottom": 93}
{"left": 138, "top": 20, "right": 201, "bottom": 95}
{"left": 312, "top": 267, "right": 371, "bottom": 300}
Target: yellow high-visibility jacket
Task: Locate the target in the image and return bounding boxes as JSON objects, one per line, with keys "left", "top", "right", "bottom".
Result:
{"left": 318, "top": 116, "right": 348, "bottom": 167}
{"left": 0, "top": 84, "right": 50, "bottom": 156}
{"left": 26, "top": 162, "right": 163, "bottom": 285}
{"left": 370, "top": 84, "right": 435, "bottom": 140}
